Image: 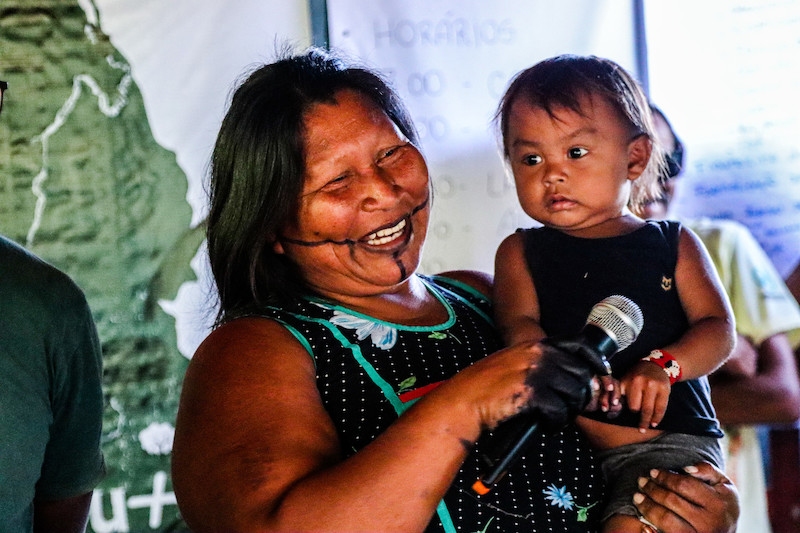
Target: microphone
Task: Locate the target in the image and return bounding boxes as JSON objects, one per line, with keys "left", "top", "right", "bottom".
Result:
{"left": 579, "top": 295, "right": 644, "bottom": 361}
{"left": 472, "top": 295, "right": 644, "bottom": 494}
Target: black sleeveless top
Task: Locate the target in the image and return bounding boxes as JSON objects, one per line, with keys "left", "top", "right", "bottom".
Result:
{"left": 257, "top": 275, "right": 604, "bottom": 532}
{"left": 521, "top": 221, "right": 722, "bottom": 438}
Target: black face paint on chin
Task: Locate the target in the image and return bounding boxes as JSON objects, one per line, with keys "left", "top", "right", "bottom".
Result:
{"left": 394, "top": 255, "right": 407, "bottom": 281}
{"left": 391, "top": 214, "right": 415, "bottom": 282}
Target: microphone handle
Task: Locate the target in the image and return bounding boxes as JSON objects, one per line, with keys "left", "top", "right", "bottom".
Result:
{"left": 472, "top": 417, "right": 539, "bottom": 494}
{"left": 472, "top": 322, "right": 620, "bottom": 495}
{"left": 578, "top": 323, "right": 619, "bottom": 363}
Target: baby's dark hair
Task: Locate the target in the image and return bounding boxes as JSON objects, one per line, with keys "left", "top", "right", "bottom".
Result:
{"left": 495, "top": 55, "right": 665, "bottom": 209}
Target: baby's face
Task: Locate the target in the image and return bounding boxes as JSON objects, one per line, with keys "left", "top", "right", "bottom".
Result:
{"left": 504, "top": 93, "right": 648, "bottom": 238}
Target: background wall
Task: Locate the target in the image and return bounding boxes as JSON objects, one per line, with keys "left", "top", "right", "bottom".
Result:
{"left": 324, "top": 0, "right": 800, "bottom": 278}
{"left": 646, "top": 0, "right": 800, "bottom": 277}
{"left": 0, "top": 1, "right": 797, "bottom": 531}
{"left": 1, "top": 1, "right": 310, "bottom": 531}
{"left": 327, "top": 0, "right": 637, "bottom": 275}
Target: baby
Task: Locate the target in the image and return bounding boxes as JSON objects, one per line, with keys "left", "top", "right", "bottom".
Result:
{"left": 493, "top": 55, "right": 736, "bottom": 532}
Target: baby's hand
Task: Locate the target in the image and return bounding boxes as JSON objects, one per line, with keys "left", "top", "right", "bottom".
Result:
{"left": 620, "top": 362, "right": 671, "bottom": 431}
{"left": 584, "top": 375, "right": 623, "bottom": 418}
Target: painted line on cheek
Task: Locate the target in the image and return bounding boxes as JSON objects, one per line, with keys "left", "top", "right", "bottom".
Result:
{"left": 279, "top": 236, "right": 357, "bottom": 247}
{"left": 412, "top": 197, "right": 429, "bottom": 216}
{"left": 279, "top": 197, "right": 427, "bottom": 249}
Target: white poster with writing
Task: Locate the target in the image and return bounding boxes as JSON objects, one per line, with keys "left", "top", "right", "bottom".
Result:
{"left": 646, "top": 0, "right": 800, "bottom": 276}
{"left": 328, "top": 0, "right": 637, "bottom": 273}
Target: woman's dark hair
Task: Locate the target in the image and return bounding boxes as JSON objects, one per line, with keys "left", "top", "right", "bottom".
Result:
{"left": 495, "top": 54, "right": 665, "bottom": 209}
{"left": 206, "top": 47, "right": 419, "bottom": 324}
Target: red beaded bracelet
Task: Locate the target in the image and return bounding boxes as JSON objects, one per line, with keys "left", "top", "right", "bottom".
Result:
{"left": 642, "top": 349, "right": 682, "bottom": 385}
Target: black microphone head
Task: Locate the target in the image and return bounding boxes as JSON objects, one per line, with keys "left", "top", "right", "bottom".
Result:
{"left": 586, "top": 295, "right": 643, "bottom": 353}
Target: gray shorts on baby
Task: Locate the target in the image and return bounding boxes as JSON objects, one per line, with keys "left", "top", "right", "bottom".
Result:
{"left": 595, "top": 432, "right": 724, "bottom": 521}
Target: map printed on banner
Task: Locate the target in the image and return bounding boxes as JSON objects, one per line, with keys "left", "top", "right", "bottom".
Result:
{"left": 0, "top": 1, "right": 197, "bottom": 531}
{"left": 1, "top": 0, "right": 309, "bottom": 531}
{"left": 327, "top": 0, "right": 637, "bottom": 274}
{"left": 646, "top": 0, "right": 800, "bottom": 276}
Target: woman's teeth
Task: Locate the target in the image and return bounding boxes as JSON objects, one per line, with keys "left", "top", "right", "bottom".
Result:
{"left": 366, "top": 219, "right": 406, "bottom": 245}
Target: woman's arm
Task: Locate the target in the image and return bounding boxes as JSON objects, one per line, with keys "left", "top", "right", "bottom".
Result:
{"left": 436, "top": 269, "right": 493, "bottom": 298}
{"left": 712, "top": 334, "right": 758, "bottom": 378}
{"left": 710, "top": 332, "right": 800, "bottom": 424}
{"left": 667, "top": 227, "right": 736, "bottom": 378}
{"left": 172, "top": 317, "right": 540, "bottom": 532}
{"left": 493, "top": 233, "right": 547, "bottom": 346}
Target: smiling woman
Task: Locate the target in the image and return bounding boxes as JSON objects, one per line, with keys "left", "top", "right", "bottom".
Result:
{"left": 171, "top": 48, "right": 740, "bottom": 533}
{"left": 274, "top": 89, "right": 432, "bottom": 299}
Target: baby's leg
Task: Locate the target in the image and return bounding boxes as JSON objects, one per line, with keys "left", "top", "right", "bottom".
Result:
{"left": 595, "top": 432, "right": 724, "bottom": 527}
{"left": 603, "top": 513, "right": 646, "bottom": 533}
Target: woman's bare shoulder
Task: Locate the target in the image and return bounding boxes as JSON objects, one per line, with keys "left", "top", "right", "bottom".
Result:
{"left": 174, "top": 317, "right": 339, "bottom": 530}
{"left": 435, "top": 270, "right": 493, "bottom": 298}
{"left": 191, "top": 316, "right": 310, "bottom": 368}
{"left": 179, "top": 316, "right": 321, "bottom": 434}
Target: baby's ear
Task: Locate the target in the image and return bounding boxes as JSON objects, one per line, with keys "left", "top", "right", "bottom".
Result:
{"left": 627, "top": 134, "right": 652, "bottom": 181}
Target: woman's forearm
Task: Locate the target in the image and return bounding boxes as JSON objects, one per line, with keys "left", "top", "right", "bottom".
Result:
{"left": 710, "top": 333, "right": 800, "bottom": 425}
{"left": 174, "top": 324, "right": 538, "bottom": 533}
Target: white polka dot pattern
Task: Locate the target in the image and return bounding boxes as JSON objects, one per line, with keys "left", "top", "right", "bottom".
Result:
{"left": 259, "top": 275, "right": 604, "bottom": 532}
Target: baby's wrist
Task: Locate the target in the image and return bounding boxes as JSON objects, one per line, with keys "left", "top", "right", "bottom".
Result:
{"left": 641, "top": 349, "right": 682, "bottom": 385}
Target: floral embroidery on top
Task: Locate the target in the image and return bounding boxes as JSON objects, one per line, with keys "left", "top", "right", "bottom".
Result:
{"left": 469, "top": 516, "right": 495, "bottom": 533}
{"left": 575, "top": 502, "right": 597, "bottom": 523}
{"left": 329, "top": 310, "right": 398, "bottom": 350}
{"left": 543, "top": 484, "right": 597, "bottom": 523}
{"left": 397, "top": 376, "right": 417, "bottom": 395}
{"left": 543, "top": 484, "right": 574, "bottom": 510}
{"left": 428, "top": 331, "right": 462, "bottom": 344}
